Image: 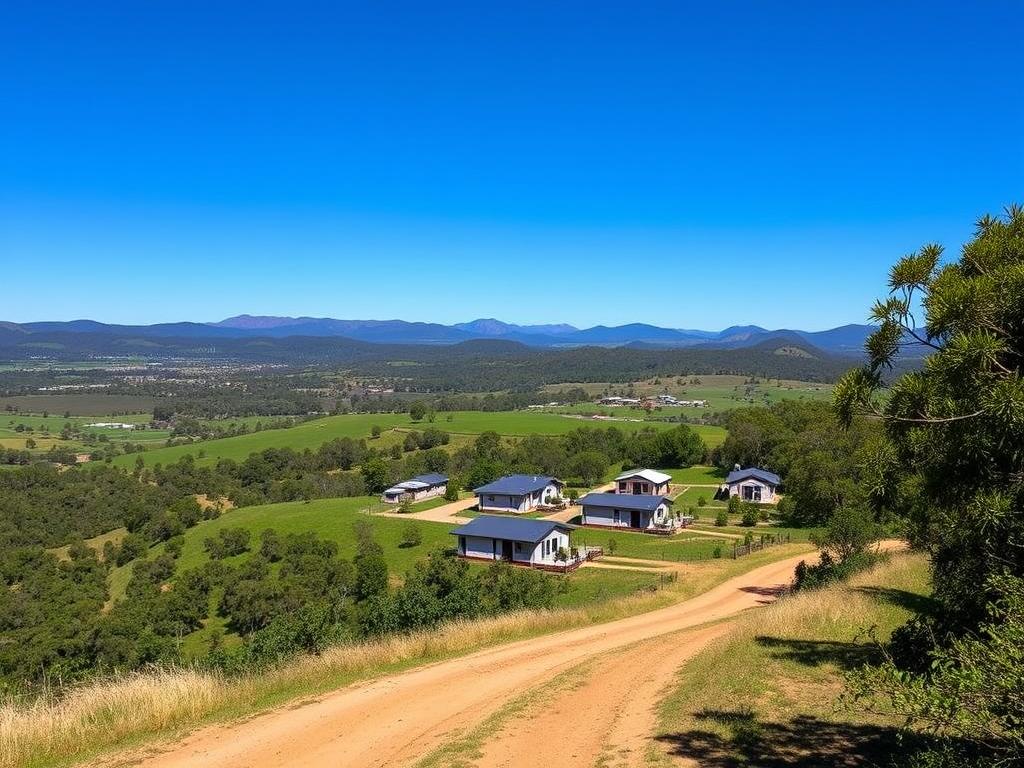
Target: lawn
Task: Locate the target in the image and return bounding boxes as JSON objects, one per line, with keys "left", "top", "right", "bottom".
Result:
{"left": 650, "top": 552, "right": 932, "bottom": 767}
{"left": 107, "top": 410, "right": 727, "bottom": 468}
{"left": 667, "top": 465, "right": 726, "bottom": 484}
{"left": 672, "top": 486, "right": 725, "bottom": 508}
{"left": 571, "top": 526, "right": 737, "bottom": 562}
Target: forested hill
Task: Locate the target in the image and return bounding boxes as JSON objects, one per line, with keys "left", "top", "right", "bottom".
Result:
{"left": 0, "top": 327, "right": 860, "bottom": 386}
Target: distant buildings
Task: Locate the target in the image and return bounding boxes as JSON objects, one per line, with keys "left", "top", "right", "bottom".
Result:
{"left": 84, "top": 422, "right": 136, "bottom": 429}
{"left": 473, "top": 474, "right": 564, "bottom": 514}
{"left": 381, "top": 473, "right": 448, "bottom": 504}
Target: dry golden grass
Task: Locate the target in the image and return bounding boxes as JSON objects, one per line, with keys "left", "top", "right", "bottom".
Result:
{"left": 0, "top": 544, "right": 812, "bottom": 768}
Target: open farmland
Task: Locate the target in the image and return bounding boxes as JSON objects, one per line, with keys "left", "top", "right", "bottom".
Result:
{"left": 540, "top": 374, "right": 835, "bottom": 415}
{"left": 109, "top": 410, "right": 727, "bottom": 468}
{"left": 0, "top": 393, "right": 159, "bottom": 415}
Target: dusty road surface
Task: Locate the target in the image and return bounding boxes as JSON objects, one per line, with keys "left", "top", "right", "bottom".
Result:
{"left": 376, "top": 496, "right": 477, "bottom": 523}
{"left": 125, "top": 549, "right": 825, "bottom": 768}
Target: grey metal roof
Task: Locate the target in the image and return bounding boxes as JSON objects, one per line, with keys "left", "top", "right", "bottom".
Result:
{"left": 578, "top": 492, "right": 672, "bottom": 512}
{"left": 449, "top": 515, "right": 574, "bottom": 543}
{"left": 410, "top": 473, "right": 448, "bottom": 486}
{"left": 726, "top": 468, "right": 781, "bottom": 486}
{"left": 473, "top": 474, "right": 562, "bottom": 496}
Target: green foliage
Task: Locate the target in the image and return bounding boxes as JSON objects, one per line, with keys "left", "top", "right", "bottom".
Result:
{"left": 836, "top": 205, "right": 1024, "bottom": 766}
{"left": 715, "top": 509, "right": 729, "bottom": 527}
{"left": 810, "top": 504, "right": 880, "bottom": 563}
{"left": 740, "top": 504, "right": 758, "bottom": 527}
{"left": 203, "top": 527, "right": 251, "bottom": 560}
{"left": 400, "top": 521, "right": 423, "bottom": 548}
{"left": 845, "top": 575, "right": 1024, "bottom": 767}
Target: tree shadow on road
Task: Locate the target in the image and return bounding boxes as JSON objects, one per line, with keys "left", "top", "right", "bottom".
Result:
{"left": 655, "top": 708, "right": 945, "bottom": 768}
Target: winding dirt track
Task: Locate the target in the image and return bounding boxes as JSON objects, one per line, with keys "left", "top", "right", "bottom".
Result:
{"left": 126, "top": 550, "right": 826, "bottom": 768}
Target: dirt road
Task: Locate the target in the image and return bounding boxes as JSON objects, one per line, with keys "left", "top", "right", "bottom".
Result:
{"left": 129, "top": 550, "right": 819, "bottom": 768}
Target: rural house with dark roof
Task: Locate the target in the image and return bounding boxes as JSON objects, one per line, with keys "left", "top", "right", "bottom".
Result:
{"left": 578, "top": 492, "right": 682, "bottom": 532}
{"left": 725, "top": 467, "right": 781, "bottom": 504}
{"left": 449, "top": 515, "right": 598, "bottom": 571}
{"left": 472, "top": 474, "right": 564, "bottom": 514}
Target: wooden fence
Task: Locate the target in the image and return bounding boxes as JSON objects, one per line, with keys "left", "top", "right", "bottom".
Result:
{"left": 732, "top": 532, "right": 792, "bottom": 558}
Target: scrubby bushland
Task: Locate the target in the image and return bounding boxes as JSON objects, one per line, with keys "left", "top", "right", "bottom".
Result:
{"left": 834, "top": 205, "right": 1024, "bottom": 766}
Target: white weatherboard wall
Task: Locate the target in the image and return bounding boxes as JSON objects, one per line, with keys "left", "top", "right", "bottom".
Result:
{"left": 478, "top": 494, "right": 525, "bottom": 512}
{"left": 582, "top": 503, "right": 671, "bottom": 529}
{"left": 477, "top": 483, "right": 561, "bottom": 513}
{"left": 457, "top": 531, "right": 570, "bottom": 564}
{"left": 728, "top": 479, "right": 777, "bottom": 504}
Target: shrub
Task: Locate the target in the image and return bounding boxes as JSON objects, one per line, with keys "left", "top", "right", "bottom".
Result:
{"left": 444, "top": 482, "right": 459, "bottom": 501}
{"left": 740, "top": 505, "right": 758, "bottom": 527}
{"left": 607, "top": 538, "right": 618, "bottom": 556}
{"left": 400, "top": 522, "right": 423, "bottom": 548}
{"left": 697, "top": 495, "right": 707, "bottom": 507}
{"left": 715, "top": 509, "right": 729, "bottom": 527}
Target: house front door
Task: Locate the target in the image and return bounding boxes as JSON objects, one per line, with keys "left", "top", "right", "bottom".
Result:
{"left": 630, "top": 510, "right": 641, "bottom": 528}
{"left": 502, "top": 540, "right": 513, "bottom": 561}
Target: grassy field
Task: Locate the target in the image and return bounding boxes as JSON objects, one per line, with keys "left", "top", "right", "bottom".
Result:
{"left": 667, "top": 465, "right": 726, "bottom": 484}
{"left": 107, "top": 411, "right": 727, "bottom": 468}
{"left": 649, "top": 552, "right": 931, "bottom": 767}
{"left": 0, "top": 394, "right": 159, "bottom": 416}
{"left": 573, "top": 527, "right": 747, "bottom": 561}
{"left": 541, "top": 374, "right": 834, "bottom": 415}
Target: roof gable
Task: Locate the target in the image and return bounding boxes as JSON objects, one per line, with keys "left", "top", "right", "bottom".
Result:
{"left": 614, "top": 468, "right": 672, "bottom": 485}
{"left": 578, "top": 492, "right": 671, "bottom": 512}
{"left": 725, "top": 468, "right": 781, "bottom": 486}
{"left": 473, "top": 474, "right": 563, "bottom": 496}
{"left": 449, "top": 515, "right": 574, "bottom": 543}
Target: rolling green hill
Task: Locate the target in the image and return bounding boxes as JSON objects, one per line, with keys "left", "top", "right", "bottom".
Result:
{"left": 109, "top": 411, "right": 727, "bottom": 468}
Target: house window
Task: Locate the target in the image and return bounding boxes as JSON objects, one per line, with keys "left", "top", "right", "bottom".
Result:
{"left": 515, "top": 542, "right": 523, "bottom": 553}
{"left": 613, "top": 510, "right": 620, "bottom": 523}
{"left": 459, "top": 536, "right": 466, "bottom": 552}
{"left": 618, "top": 482, "right": 627, "bottom": 492}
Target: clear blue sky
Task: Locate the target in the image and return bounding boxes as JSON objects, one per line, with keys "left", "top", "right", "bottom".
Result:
{"left": 2, "top": 1, "right": 1021, "bottom": 330}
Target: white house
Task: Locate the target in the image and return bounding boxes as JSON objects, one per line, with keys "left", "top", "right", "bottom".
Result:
{"left": 381, "top": 473, "right": 448, "bottom": 504}
{"left": 725, "top": 467, "right": 781, "bottom": 504}
{"left": 450, "top": 516, "right": 591, "bottom": 570}
{"left": 578, "top": 492, "right": 679, "bottom": 531}
{"left": 473, "top": 474, "right": 564, "bottom": 513}
{"left": 614, "top": 468, "right": 671, "bottom": 496}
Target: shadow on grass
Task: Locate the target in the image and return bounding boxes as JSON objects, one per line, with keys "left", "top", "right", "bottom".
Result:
{"left": 656, "top": 708, "right": 946, "bottom": 768}
{"left": 753, "top": 636, "right": 881, "bottom": 670}
{"left": 854, "top": 586, "right": 939, "bottom": 617}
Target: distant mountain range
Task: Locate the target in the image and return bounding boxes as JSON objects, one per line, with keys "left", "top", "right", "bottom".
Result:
{"left": 0, "top": 315, "right": 878, "bottom": 356}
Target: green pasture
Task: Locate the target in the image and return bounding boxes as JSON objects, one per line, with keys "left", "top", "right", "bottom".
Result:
{"left": 108, "top": 411, "right": 727, "bottom": 468}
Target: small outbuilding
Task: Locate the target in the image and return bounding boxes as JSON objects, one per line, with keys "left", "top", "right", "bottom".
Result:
{"left": 725, "top": 468, "right": 781, "bottom": 504}
{"left": 381, "top": 473, "right": 448, "bottom": 504}
{"left": 614, "top": 468, "right": 671, "bottom": 496}
{"left": 450, "top": 516, "right": 594, "bottom": 570}
{"left": 473, "top": 474, "right": 564, "bottom": 514}
{"left": 578, "top": 492, "right": 679, "bottom": 531}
